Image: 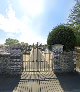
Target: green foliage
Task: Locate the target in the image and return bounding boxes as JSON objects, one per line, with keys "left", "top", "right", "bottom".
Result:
{"left": 20, "top": 42, "right": 28, "bottom": 51}
{"left": 74, "top": 31, "right": 80, "bottom": 46}
{"left": 47, "top": 25, "right": 76, "bottom": 51}
{"left": 20, "top": 42, "right": 28, "bottom": 46}
{"left": 68, "top": 0, "right": 80, "bottom": 28}
{"left": 5, "top": 38, "right": 19, "bottom": 46}
{"left": 67, "top": 0, "right": 80, "bottom": 46}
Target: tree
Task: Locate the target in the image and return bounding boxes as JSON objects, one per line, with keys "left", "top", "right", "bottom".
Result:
{"left": 74, "top": 31, "right": 80, "bottom": 46}
{"left": 20, "top": 42, "right": 28, "bottom": 51}
{"left": 5, "top": 38, "right": 19, "bottom": 46}
{"left": 67, "top": 0, "right": 80, "bottom": 46}
{"left": 20, "top": 42, "right": 28, "bottom": 46}
{"left": 47, "top": 25, "right": 76, "bottom": 51}
{"left": 68, "top": 0, "right": 80, "bottom": 29}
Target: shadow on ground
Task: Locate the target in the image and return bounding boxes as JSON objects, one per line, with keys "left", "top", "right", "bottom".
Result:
{"left": 0, "top": 72, "right": 80, "bottom": 92}
{"left": 55, "top": 72, "right": 80, "bottom": 92}
{"left": 0, "top": 74, "right": 21, "bottom": 92}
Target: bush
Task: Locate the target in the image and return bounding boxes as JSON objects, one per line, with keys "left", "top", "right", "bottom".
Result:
{"left": 47, "top": 25, "right": 76, "bottom": 51}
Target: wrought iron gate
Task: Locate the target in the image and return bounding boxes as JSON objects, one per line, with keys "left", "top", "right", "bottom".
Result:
{"left": 22, "top": 43, "right": 53, "bottom": 72}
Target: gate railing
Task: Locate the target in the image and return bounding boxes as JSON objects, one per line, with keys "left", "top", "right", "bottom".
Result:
{"left": 22, "top": 60, "right": 52, "bottom": 72}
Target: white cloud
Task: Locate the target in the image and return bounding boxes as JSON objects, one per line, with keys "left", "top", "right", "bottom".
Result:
{"left": 0, "top": 4, "right": 21, "bottom": 33}
{"left": 0, "top": 3, "right": 46, "bottom": 44}
{"left": 19, "top": 0, "right": 44, "bottom": 17}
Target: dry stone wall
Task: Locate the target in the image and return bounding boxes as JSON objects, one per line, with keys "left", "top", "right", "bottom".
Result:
{"left": 0, "top": 44, "right": 77, "bottom": 74}
{"left": 9, "top": 45, "right": 23, "bottom": 74}
{"left": 0, "top": 54, "right": 10, "bottom": 74}
{"left": 53, "top": 51, "right": 75, "bottom": 73}
{"left": 76, "top": 47, "right": 80, "bottom": 72}
{"left": 0, "top": 45, "right": 23, "bottom": 74}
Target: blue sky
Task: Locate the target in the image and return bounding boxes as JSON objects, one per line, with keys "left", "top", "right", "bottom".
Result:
{"left": 0, "top": 0, "right": 76, "bottom": 44}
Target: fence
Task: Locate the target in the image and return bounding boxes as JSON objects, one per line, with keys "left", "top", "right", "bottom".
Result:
{"left": 0, "top": 43, "right": 53, "bottom": 74}
{"left": 0, "top": 43, "right": 76, "bottom": 74}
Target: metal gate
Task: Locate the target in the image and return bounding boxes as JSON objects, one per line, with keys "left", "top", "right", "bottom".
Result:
{"left": 22, "top": 43, "right": 53, "bottom": 72}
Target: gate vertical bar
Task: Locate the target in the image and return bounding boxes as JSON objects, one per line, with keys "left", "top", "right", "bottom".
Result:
{"left": 33, "top": 43, "right": 34, "bottom": 71}
{"left": 37, "top": 42, "right": 38, "bottom": 71}
{"left": 29, "top": 45, "right": 30, "bottom": 71}
{"left": 40, "top": 45, "right": 41, "bottom": 71}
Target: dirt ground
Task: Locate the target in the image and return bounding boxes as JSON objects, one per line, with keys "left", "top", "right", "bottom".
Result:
{"left": 0, "top": 72, "right": 80, "bottom": 92}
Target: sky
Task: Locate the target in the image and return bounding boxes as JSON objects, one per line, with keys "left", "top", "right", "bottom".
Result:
{"left": 0, "top": 0, "right": 76, "bottom": 44}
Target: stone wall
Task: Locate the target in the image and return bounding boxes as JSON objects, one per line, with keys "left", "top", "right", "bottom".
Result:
{"left": 0, "top": 45, "right": 23, "bottom": 74}
{"left": 76, "top": 47, "right": 80, "bottom": 72}
{"left": 53, "top": 51, "right": 75, "bottom": 73}
{"left": 9, "top": 45, "right": 23, "bottom": 74}
{"left": 0, "top": 54, "right": 10, "bottom": 74}
{"left": 0, "top": 44, "right": 77, "bottom": 74}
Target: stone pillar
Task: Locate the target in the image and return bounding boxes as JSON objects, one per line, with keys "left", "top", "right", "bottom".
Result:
{"left": 52, "top": 44, "right": 75, "bottom": 73}
{"left": 9, "top": 45, "right": 23, "bottom": 74}
{"left": 52, "top": 44, "right": 63, "bottom": 73}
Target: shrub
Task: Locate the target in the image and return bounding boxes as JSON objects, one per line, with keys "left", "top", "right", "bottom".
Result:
{"left": 47, "top": 25, "right": 76, "bottom": 51}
